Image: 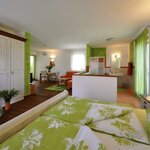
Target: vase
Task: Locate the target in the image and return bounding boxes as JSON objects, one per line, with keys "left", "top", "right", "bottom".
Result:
{"left": 5, "top": 102, "right": 11, "bottom": 111}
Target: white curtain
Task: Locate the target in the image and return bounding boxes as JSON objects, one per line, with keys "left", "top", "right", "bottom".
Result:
{"left": 89, "top": 58, "right": 99, "bottom": 74}
{"left": 71, "top": 50, "right": 86, "bottom": 71}
{"left": 146, "top": 42, "right": 150, "bottom": 94}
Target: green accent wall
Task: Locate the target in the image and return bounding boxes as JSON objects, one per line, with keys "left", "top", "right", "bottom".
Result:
{"left": 86, "top": 44, "right": 92, "bottom": 66}
{"left": 91, "top": 47, "right": 106, "bottom": 57}
{"left": 130, "top": 41, "right": 134, "bottom": 63}
{"left": 86, "top": 44, "right": 106, "bottom": 66}
{"left": 24, "top": 32, "right": 31, "bottom": 96}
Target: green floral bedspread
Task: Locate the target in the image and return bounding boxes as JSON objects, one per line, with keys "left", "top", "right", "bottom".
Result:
{"left": 0, "top": 117, "right": 79, "bottom": 150}
{"left": 0, "top": 117, "right": 105, "bottom": 150}
{"left": 42, "top": 96, "right": 122, "bottom": 125}
{"left": 0, "top": 96, "right": 150, "bottom": 150}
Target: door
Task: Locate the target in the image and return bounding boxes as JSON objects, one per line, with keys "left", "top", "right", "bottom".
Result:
{"left": 89, "top": 57, "right": 105, "bottom": 75}
{"left": 99, "top": 57, "right": 105, "bottom": 75}
{"left": 11, "top": 39, "right": 24, "bottom": 100}
{"left": 0, "top": 35, "right": 11, "bottom": 90}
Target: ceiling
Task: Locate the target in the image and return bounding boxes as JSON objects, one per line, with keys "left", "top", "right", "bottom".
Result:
{"left": 0, "top": 0, "right": 150, "bottom": 50}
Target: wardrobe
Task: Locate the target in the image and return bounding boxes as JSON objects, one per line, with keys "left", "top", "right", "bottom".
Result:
{"left": 89, "top": 57, "right": 105, "bottom": 75}
{"left": 0, "top": 31, "right": 26, "bottom": 103}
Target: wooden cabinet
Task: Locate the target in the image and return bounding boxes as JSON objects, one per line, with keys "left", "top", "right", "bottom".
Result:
{"left": 11, "top": 38, "right": 24, "bottom": 100}
{"left": 0, "top": 35, "right": 11, "bottom": 90}
{"left": 0, "top": 35, "right": 24, "bottom": 103}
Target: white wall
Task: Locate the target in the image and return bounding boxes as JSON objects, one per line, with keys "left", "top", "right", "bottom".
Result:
{"left": 30, "top": 50, "right": 37, "bottom": 56}
{"left": 35, "top": 49, "right": 71, "bottom": 80}
{"left": 35, "top": 48, "right": 86, "bottom": 80}
{"left": 105, "top": 44, "right": 130, "bottom": 87}
{"left": 35, "top": 45, "right": 129, "bottom": 81}
{"left": 106, "top": 44, "right": 130, "bottom": 67}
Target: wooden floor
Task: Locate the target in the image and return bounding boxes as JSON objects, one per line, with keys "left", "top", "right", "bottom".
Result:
{"left": 0, "top": 81, "right": 141, "bottom": 125}
{"left": 0, "top": 81, "right": 61, "bottom": 125}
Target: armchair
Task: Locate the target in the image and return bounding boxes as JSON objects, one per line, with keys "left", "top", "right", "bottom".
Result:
{"left": 61, "top": 71, "right": 78, "bottom": 80}
{"left": 59, "top": 71, "right": 78, "bottom": 88}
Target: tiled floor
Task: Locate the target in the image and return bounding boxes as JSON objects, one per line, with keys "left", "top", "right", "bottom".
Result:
{"left": 117, "top": 89, "right": 141, "bottom": 108}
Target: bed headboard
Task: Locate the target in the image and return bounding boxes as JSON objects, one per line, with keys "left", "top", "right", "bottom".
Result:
{"left": 72, "top": 75, "right": 117, "bottom": 103}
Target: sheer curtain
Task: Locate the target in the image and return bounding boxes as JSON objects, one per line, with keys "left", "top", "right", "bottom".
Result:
{"left": 135, "top": 29, "right": 149, "bottom": 95}
{"left": 71, "top": 50, "right": 86, "bottom": 71}
{"left": 146, "top": 38, "right": 150, "bottom": 94}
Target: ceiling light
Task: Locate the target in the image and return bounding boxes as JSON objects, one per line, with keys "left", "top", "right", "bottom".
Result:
{"left": 106, "top": 37, "right": 115, "bottom": 41}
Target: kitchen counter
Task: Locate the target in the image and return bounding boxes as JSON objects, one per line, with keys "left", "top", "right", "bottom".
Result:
{"left": 74, "top": 72, "right": 124, "bottom": 77}
{"left": 74, "top": 72, "right": 127, "bottom": 88}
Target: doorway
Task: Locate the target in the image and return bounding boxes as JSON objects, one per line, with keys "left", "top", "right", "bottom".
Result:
{"left": 30, "top": 55, "right": 36, "bottom": 80}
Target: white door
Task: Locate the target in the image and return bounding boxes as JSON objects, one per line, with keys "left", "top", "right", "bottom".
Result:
{"left": 99, "top": 57, "right": 105, "bottom": 75}
{"left": 11, "top": 39, "right": 24, "bottom": 100}
{"left": 0, "top": 35, "right": 11, "bottom": 90}
{"left": 89, "top": 57, "right": 99, "bottom": 74}
{"left": 89, "top": 57, "right": 105, "bottom": 75}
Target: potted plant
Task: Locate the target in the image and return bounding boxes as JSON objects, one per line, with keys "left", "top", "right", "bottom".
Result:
{"left": 46, "top": 65, "right": 53, "bottom": 72}
{"left": 46, "top": 61, "right": 55, "bottom": 72}
{"left": 0, "top": 89, "right": 19, "bottom": 111}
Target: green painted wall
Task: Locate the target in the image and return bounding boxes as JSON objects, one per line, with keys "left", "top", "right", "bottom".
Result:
{"left": 86, "top": 44, "right": 92, "bottom": 66}
{"left": 91, "top": 47, "right": 106, "bottom": 58}
{"left": 86, "top": 44, "right": 106, "bottom": 66}
{"left": 24, "top": 32, "right": 31, "bottom": 96}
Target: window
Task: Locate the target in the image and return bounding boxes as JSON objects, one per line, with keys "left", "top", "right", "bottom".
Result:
{"left": 71, "top": 51, "right": 86, "bottom": 71}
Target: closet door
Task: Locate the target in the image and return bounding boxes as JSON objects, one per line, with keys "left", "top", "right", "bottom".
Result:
{"left": 0, "top": 35, "right": 11, "bottom": 90}
{"left": 99, "top": 57, "right": 105, "bottom": 75}
{"left": 11, "top": 39, "right": 24, "bottom": 100}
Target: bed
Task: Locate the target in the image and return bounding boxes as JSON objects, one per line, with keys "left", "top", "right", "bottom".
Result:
{"left": 0, "top": 90, "right": 150, "bottom": 150}
{"left": 72, "top": 75, "right": 117, "bottom": 103}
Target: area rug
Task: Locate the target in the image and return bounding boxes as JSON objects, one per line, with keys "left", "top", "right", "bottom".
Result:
{"left": 45, "top": 85, "right": 66, "bottom": 91}
{"left": 117, "top": 88, "right": 125, "bottom": 92}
